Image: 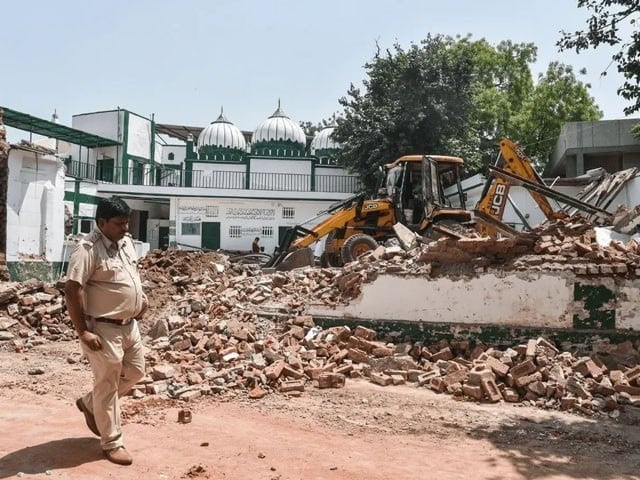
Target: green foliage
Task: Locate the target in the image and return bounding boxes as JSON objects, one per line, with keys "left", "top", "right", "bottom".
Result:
{"left": 334, "top": 35, "right": 602, "bottom": 188}
{"left": 299, "top": 118, "right": 334, "bottom": 153}
{"left": 299, "top": 120, "right": 331, "bottom": 138}
{"left": 558, "top": 0, "right": 640, "bottom": 114}
{"left": 631, "top": 123, "right": 640, "bottom": 139}
{"left": 511, "top": 63, "right": 602, "bottom": 169}
{"left": 333, "top": 35, "right": 477, "bottom": 189}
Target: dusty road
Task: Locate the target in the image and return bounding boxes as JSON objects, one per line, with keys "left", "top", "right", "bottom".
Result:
{"left": 1, "top": 342, "right": 640, "bottom": 480}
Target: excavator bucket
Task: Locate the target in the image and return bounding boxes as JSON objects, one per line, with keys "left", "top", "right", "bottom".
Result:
{"left": 272, "top": 247, "right": 315, "bottom": 271}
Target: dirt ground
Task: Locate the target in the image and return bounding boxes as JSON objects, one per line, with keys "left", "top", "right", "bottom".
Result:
{"left": 1, "top": 342, "right": 640, "bottom": 480}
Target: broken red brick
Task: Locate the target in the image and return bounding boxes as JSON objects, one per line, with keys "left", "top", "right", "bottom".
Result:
{"left": 353, "top": 325, "right": 376, "bottom": 341}
{"left": 462, "top": 384, "right": 484, "bottom": 400}
{"left": 431, "top": 347, "right": 454, "bottom": 362}
{"left": 370, "top": 372, "right": 393, "bottom": 386}
{"left": 279, "top": 380, "right": 305, "bottom": 393}
{"left": 318, "top": 372, "right": 346, "bottom": 389}
{"left": 265, "top": 361, "right": 285, "bottom": 380}
{"left": 510, "top": 359, "right": 537, "bottom": 379}
{"left": 515, "top": 371, "right": 542, "bottom": 388}
{"left": 480, "top": 378, "right": 502, "bottom": 403}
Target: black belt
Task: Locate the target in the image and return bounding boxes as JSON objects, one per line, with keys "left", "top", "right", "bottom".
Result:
{"left": 94, "top": 317, "right": 133, "bottom": 326}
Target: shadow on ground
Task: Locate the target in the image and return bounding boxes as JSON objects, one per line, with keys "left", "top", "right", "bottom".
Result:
{"left": 465, "top": 406, "right": 640, "bottom": 480}
{"left": 0, "top": 437, "right": 102, "bottom": 478}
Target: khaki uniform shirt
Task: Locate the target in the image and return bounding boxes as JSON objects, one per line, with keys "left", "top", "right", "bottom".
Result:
{"left": 67, "top": 229, "right": 145, "bottom": 320}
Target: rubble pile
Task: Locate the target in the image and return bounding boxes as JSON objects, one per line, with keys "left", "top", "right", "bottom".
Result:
{"left": 1, "top": 212, "right": 640, "bottom": 418}
{"left": 0, "top": 278, "right": 71, "bottom": 350}
{"left": 139, "top": 312, "right": 640, "bottom": 416}
{"left": 512, "top": 216, "right": 640, "bottom": 275}
{"left": 415, "top": 215, "right": 640, "bottom": 276}
{"left": 139, "top": 249, "right": 231, "bottom": 319}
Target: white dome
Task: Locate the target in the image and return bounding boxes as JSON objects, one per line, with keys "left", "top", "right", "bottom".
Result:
{"left": 198, "top": 111, "right": 246, "bottom": 151}
{"left": 252, "top": 103, "right": 306, "bottom": 145}
{"left": 310, "top": 125, "right": 341, "bottom": 154}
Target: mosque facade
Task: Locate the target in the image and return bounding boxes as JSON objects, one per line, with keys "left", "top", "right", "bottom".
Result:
{"left": 62, "top": 102, "right": 360, "bottom": 255}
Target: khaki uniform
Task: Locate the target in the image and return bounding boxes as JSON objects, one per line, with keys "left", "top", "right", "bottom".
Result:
{"left": 67, "top": 229, "right": 146, "bottom": 450}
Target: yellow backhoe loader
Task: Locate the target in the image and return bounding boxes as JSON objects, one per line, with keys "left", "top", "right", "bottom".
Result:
{"left": 265, "top": 138, "right": 615, "bottom": 271}
{"left": 265, "top": 154, "right": 471, "bottom": 270}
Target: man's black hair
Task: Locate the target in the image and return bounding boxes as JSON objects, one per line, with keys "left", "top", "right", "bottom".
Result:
{"left": 254, "top": 237, "right": 260, "bottom": 242}
{"left": 95, "top": 196, "right": 131, "bottom": 222}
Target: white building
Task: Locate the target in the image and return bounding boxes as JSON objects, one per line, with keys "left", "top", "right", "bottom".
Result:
{"left": 100, "top": 104, "right": 358, "bottom": 253}
{"left": 1, "top": 103, "right": 360, "bottom": 281}
{"left": 5, "top": 143, "right": 66, "bottom": 280}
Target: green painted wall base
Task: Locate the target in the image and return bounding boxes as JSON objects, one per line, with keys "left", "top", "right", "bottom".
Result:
{"left": 7, "top": 261, "right": 66, "bottom": 283}
{"left": 313, "top": 316, "right": 640, "bottom": 348}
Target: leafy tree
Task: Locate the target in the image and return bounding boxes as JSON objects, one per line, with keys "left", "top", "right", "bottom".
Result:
{"left": 446, "top": 39, "right": 538, "bottom": 172}
{"left": 333, "top": 35, "right": 477, "bottom": 189}
{"left": 511, "top": 63, "right": 602, "bottom": 169}
{"left": 299, "top": 120, "right": 327, "bottom": 138}
{"left": 558, "top": 0, "right": 640, "bottom": 114}
{"left": 333, "top": 35, "right": 602, "bottom": 188}
{"left": 299, "top": 118, "right": 334, "bottom": 153}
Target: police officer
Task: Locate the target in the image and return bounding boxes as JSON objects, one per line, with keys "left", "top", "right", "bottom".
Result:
{"left": 65, "top": 196, "right": 147, "bottom": 466}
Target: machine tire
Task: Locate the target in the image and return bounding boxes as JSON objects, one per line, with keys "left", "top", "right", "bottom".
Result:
{"left": 320, "top": 251, "right": 342, "bottom": 268}
{"left": 340, "top": 233, "right": 378, "bottom": 264}
{"left": 321, "top": 230, "right": 344, "bottom": 267}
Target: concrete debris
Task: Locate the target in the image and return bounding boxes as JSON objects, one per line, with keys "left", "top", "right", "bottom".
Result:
{"left": 177, "top": 408, "right": 192, "bottom": 424}
{"left": 0, "top": 280, "right": 70, "bottom": 351}
{"left": 130, "top": 271, "right": 640, "bottom": 416}
{"left": 1, "top": 210, "right": 640, "bottom": 421}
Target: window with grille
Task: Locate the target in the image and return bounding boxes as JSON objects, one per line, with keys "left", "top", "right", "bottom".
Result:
{"left": 282, "top": 207, "right": 295, "bottom": 219}
{"left": 80, "top": 219, "right": 93, "bottom": 234}
{"left": 262, "top": 226, "right": 273, "bottom": 238}
{"left": 229, "top": 226, "right": 242, "bottom": 238}
{"left": 206, "top": 205, "right": 219, "bottom": 217}
{"left": 181, "top": 223, "right": 201, "bottom": 235}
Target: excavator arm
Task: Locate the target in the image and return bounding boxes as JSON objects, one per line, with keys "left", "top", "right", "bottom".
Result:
{"left": 263, "top": 193, "right": 367, "bottom": 268}
{"left": 476, "top": 139, "right": 561, "bottom": 235}
{"left": 475, "top": 138, "right": 612, "bottom": 236}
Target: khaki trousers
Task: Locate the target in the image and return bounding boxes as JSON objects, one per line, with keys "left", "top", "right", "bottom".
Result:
{"left": 80, "top": 320, "right": 145, "bottom": 450}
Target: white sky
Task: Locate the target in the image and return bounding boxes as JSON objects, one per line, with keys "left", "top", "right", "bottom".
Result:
{"left": 0, "top": 0, "right": 636, "bottom": 142}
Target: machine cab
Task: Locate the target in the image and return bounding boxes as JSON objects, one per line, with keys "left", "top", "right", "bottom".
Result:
{"left": 381, "top": 154, "right": 468, "bottom": 231}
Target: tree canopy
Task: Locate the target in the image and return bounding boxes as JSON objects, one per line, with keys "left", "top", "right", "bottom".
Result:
{"left": 333, "top": 35, "right": 601, "bottom": 188}
{"left": 558, "top": 0, "right": 640, "bottom": 114}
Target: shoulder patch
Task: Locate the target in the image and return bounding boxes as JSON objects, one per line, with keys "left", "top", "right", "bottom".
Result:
{"left": 79, "top": 230, "right": 101, "bottom": 247}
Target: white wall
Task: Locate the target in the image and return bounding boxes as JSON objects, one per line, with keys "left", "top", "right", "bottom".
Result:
{"left": 250, "top": 158, "right": 311, "bottom": 175}
{"left": 6, "top": 149, "right": 66, "bottom": 263}
{"left": 193, "top": 162, "right": 245, "bottom": 173}
{"left": 72, "top": 110, "right": 122, "bottom": 142}
{"left": 172, "top": 197, "right": 335, "bottom": 252}
{"left": 309, "top": 273, "right": 640, "bottom": 332}
{"left": 147, "top": 219, "right": 170, "bottom": 249}
{"left": 127, "top": 112, "right": 152, "bottom": 160}
{"left": 609, "top": 176, "right": 640, "bottom": 211}
{"left": 315, "top": 166, "right": 351, "bottom": 176}
{"left": 160, "top": 145, "right": 186, "bottom": 166}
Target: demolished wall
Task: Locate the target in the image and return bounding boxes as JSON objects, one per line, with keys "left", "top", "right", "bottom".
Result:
{"left": 310, "top": 272, "right": 640, "bottom": 334}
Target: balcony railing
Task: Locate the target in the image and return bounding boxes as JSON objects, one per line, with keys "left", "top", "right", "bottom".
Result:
{"left": 315, "top": 175, "right": 362, "bottom": 193}
{"left": 65, "top": 160, "right": 96, "bottom": 180}
{"left": 250, "top": 172, "right": 310, "bottom": 191}
{"left": 67, "top": 163, "right": 362, "bottom": 193}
